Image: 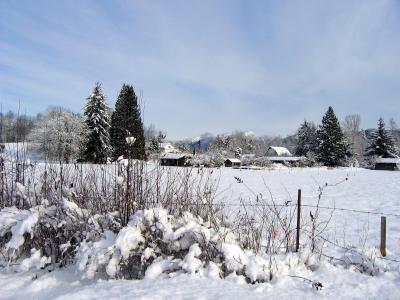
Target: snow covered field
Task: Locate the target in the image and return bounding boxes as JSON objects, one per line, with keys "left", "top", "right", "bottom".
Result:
{"left": 215, "top": 167, "right": 400, "bottom": 258}
{"left": 0, "top": 263, "right": 399, "bottom": 300}
{"left": 1, "top": 167, "right": 399, "bottom": 299}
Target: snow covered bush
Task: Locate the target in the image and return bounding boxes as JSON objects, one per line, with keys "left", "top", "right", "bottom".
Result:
{"left": 0, "top": 199, "right": 120, "bottom": 272}
{"left": 75, "top": 207, "right": 299, "bottom": 283}
{"left": 187, "top": 151, "right": 226, "bottom": 168}
{"left": 251, "top": 157, "right": 273, "bottom": 167}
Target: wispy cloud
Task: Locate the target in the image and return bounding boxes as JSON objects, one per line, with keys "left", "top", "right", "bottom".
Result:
{"left": 1, "top": 0, "right": 399, "bottom": 138}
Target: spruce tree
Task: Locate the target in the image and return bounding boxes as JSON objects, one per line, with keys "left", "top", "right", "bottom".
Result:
{"left": 110, "top": 84, "right": 146, "bottom": 160}
{"left": 294, "top": 120, "right": 318, "bottom": 156}
{"left": 365, "top": 118, "right": 396, "bottom": 158}
{"left": 82, "top": 82, "right": 111, "bottom": 163}
{"left": 316, "top": 106, "right": 350, "bottom": 166}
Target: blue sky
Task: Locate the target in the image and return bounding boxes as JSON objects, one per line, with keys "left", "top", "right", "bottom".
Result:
{"left": 1, "top": 0, "right": 399, "bottom": 139}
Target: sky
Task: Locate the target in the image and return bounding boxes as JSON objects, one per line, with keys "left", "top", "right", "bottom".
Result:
{"left": 1, "top": 0, "right": 400, "bottom": 139}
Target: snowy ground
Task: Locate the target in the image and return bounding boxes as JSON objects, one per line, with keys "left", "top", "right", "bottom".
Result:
{"left": 214, "top": 167, "right": 400, "bottom": 259}
{"left": 1, "top": 167, "right": 400, "bottom": 299}
{"left": 1, "top": 263, "right": 399, "bottom": 300}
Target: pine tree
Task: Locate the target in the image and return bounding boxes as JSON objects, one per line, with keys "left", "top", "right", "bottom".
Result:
{"left": 81, "top": 82, "right": 111, "bottom": 163}
{"left": 365, "top": 118, "right": 396, "bottom": 158}
{"left": 316, "top": 106, "right": 350, "bottom": 166}
{"left": 294, "top": 120, "right": 318, "bottom": 156}
{"left": 110, "top": 84, "right": 146, "bottom": 160}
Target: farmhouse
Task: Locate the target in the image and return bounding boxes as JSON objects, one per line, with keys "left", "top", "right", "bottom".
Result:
{"left": 160, "top": 142, "right": 176, "bottom": 153}
{"left": 224, "top": 158, "right": 241, "bottom": 168}
{"left": 375, "top": 157, "right": 400, "bottom": 171}
{"left": 160, "top": 153, "right": 191, "bottom": 166}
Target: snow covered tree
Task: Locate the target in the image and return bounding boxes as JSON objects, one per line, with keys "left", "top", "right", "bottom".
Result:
{"left": 235, "top": 147, "right": 242, "bottom": 159}
{"left": 316, "top": 107, "right": 350, "bottom": 166}
{"left": 81, "top": 82, "right": 111, "bottom": 164}
{"left": 389, "top": 118, "right": 400, "bottom": 150}
{"left": 110, "top": 84, "right": 145, "bottom": 160}
{"left": 294, "top": 120, "right": 318, "bottom": 157}
{"left": 365, "top": 118, "right": 397, "bottom": 158}
{"left": 28, "top": 107, "right": 87, "bottom": 162}
{"left": 342, "top": 114, "right": 365, "bottom": 159}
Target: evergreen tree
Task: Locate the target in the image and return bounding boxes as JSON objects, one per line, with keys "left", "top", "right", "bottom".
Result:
{"left": 294, "top": 120, "right": 318, "bottom": 156}
{"left": 365, "top": 118, "right": 396, "bottom": 158}
{"left": 110, "top": 84, "right": 145, "bottom": 160}
{"left": 81, "top": 82, "right": 111, "bottom": 163}
{"left": 316, "top": 106, "right": 350, "bottom": 166}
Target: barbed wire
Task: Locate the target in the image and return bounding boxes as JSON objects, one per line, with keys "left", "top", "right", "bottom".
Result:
{"left": 301, "top": 228, "right": 400, "bottom": 264}
{"left": 165, "top": 200, "right": 400, "bottom": 218}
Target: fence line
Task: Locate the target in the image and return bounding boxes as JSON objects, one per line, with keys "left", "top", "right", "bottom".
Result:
{"left": 169, "top": 200, "right": 400, "bottom": 218}
{"left": 301, "top": 228, "right": 400, "bottom": 264}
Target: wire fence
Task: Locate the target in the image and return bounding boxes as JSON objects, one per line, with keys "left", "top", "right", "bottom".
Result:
{"left": 170, "top": 199, "right": 400, "bottom": 218}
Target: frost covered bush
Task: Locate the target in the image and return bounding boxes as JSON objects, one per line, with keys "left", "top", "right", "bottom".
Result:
{"left": 0, "top": 199, "right": 120, "bottom": 272}
{"left": 0, "top": 153, "right": 221, "bottom": 228}
{"left": 28, "top": 107, "right": 87, "bottom": 163}
{"left": 189, "top": 154, "right": 224, "bottom": 168}
{"left": 76, "top": 207, "right": 295, "bottom": 283}
{"left": 251, "top": 157, "right": 273, "bottom": 168}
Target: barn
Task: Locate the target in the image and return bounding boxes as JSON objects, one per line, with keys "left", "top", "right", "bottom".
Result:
{"left": 266, "top": 146, "right": 292, "bottom": 157}
{"left": 160, "top": 153, "right": 191, "bottom": 166}
{"left": 266, "top": 146, "right": 306, "bottom": 165}
{"left": 375, "top": 158, "right": 400, "bottom": 171}
{"left": 224, "top": 158, "right": 241, "bottom": 168}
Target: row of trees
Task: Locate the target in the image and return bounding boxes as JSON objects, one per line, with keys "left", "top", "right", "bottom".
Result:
{"left": 5, "top": 83, "right": 147, "bottom": 163}
{"left": 200, "top": 106, "right": 398, "bottom": 168}
{"left": 81, "top": 82, "right": 146, "bottom": 163}
{"left": 295, "top": 107, "right": 398, "bottom": 166}
{"left": 0, "top": 111, "right": 34, "bottom": 143}
{"left": 2, "top": 88, "right": 398, "bottom": 167}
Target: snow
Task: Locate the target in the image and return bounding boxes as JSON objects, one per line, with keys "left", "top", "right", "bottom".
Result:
{"left": 268, "top": 146, "right": 292, "bottom": 156}
{"left": 375, "top": 157, "right": 400, "bottom": 163}
{"left": 19, "top": 248, "right": 51, "bottom": 272}
{"left": 0, "top": 264, "right": 399, "bottom": 300}
{"left": 214, "top": 167, "right": 400, "bottom": 259}
{"left": 1, "top": 167, "right": 400, "bottom": 299}
{"left": 114, "top": 226, "right": 144, "bottom": 259}
{"left": 225, "top": 158, "right": 241, "bottom": 163}
{"left": 0, "top": 207, "right": 39, "bottom": 250}
{"left": 161, "top": 153, "right": 191, "bottom": 160}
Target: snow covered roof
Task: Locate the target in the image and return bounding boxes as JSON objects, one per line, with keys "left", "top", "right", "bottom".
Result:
{"left": 160, "top": 142, "right": 174, "bottom": 148}
{"left": 266, "top": 156, "right": 305, "bottom": 162}
{"left": 225, "top": 158, "right": 241, "bottom": 163}
{"left": 268, "top": 146, "right": 291, "bottom": 156}
{"left": 241, "top": 154, "right": 255, "bottom": 158}
{"left": 375, "top": 158, "right": 400, "bottom": 164}
{"left": 161, "top": 153, "right": 191, "bottom": 160}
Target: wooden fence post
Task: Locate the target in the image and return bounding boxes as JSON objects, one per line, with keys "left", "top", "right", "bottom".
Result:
{"left": 296, "top": 189, "right": 301, "bottom": 252}
{"left": 380, "top": 216, "right": 386, "bottom": 257}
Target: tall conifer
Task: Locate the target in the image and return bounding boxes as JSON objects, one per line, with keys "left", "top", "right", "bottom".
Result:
{"left": 294, "top": 120, "right": 318, "bottom": 157}
{"left": 365, "top": 118, "right": 396, "bottom": 158}
{"left": 82, "top": 82, "right": 110, "bottom": 163}
{"left": 110, "top": 84, "right": 145, "bottom": 159}
{"left": 316, "top": 107, "right": 350, "bottom": 166}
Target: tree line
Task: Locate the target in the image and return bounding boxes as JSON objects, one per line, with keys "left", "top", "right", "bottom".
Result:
{"left": 0, "top": 82, "right": 147, "bottom": 163}
{"left": 294, "top": 107, "right": 398, "bottom": 166}
{"left": 1, "top": 86, "right": 399, "bottom": 167}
